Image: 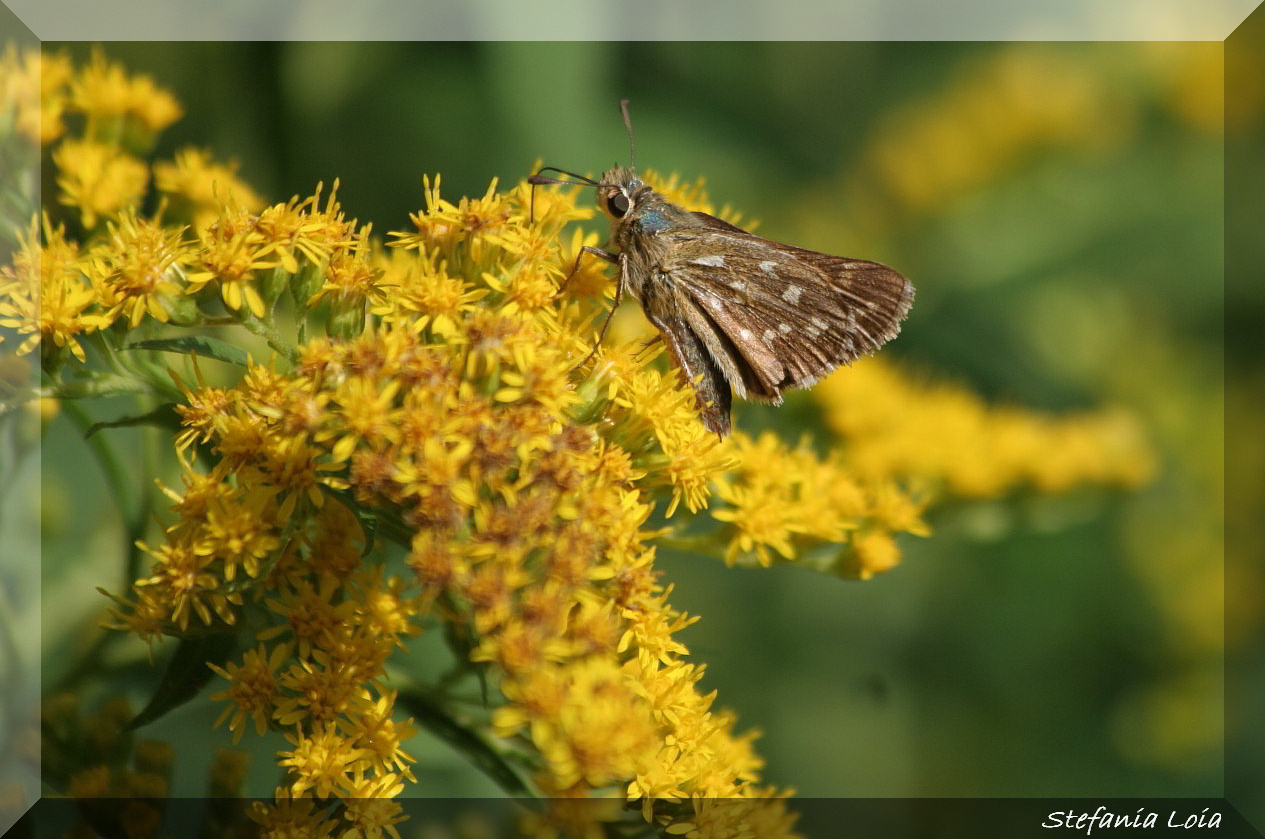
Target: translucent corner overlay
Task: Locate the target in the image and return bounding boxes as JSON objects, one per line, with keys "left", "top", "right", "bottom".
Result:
{"left": 1, "top": 0, "right": 1260, "bottom": 41}
{"left": 0, "top": 6, "right": 42, "bottom": 838}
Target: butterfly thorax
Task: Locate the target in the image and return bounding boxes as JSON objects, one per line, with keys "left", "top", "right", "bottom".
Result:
{"left": 597, "top": 167, "right": 700, "bottom": 307}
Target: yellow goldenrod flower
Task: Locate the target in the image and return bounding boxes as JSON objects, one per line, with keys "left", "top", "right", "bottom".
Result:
{"left": 85, "top": 208, "right": 195, "bottom": 328}
{"left": 311, "top": 240, "right": 385, "bottom": 338}
{"left": 551, "top": 226, "right": 612, "bottom": 300}
{"left": 340, "top": 786, "right": 407, "bottom": 839}
{"left": 279, "top": 722, "right": 372, "bottom": 798}
{"left": 850, "top": 530, "right": 904, "bottom": 580}
{"left": 208, "top": 643, "right": 291, "bottom": 743}
{"left": 133, "top": 539, "right": 233, "bottom": 630}
{"left": 708, "top": 430, "right": 928, "bottom": 574}
{"left": 185, "top": 205, "right": 278, "bottom": 317}
{"left": 0, "top": 217, "right": 97, "bottom": 363}
{"left": 255, "top": 180, "right": 359, "bottom": 277}
{"left": 0, "top": 45, "right": 73, "bottom": 144}
{"left": 373, "top": 245, "right": 488, "bottom": 335}
{"left": 521, "top": 658, "right": 660, "bottom": 792}
{"left": 99, "top": 587, "right": 172, "bottom": 646}
{"left": 53, "top": 138, "right": 149, "bottom": 229}
{"left": 711, "top": 482, "right": 800, "bottom": 567}
{"left": 392, "top": 174, "right": 519, "bottom": 259}
{"left": 260, "top": 574, "right": 357, "bottom": 661}
{"left": 69, "top": 48, "right": 182, "bottom": 148}
{"left": 274, "top": 650, "right": 374, "bottom": 727}
{"left": 248, "top": 788, "right": 338, "bottom": 838}
{"left": 349, "top": 690, "right": 418, "bottom": 780}
{"left": 68, "top": 764, "right": 111, "bottom": 799}
{"left": 154, "top": 146, "right": 266, "bottom": 230}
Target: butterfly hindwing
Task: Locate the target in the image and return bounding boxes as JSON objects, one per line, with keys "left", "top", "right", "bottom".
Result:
{"left": 644, "top": 306, "right": 734, "bottom": 436}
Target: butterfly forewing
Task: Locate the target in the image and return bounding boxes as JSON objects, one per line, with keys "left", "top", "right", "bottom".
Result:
{"left": 662, "top": 215, "right": 914, "bottom": 397}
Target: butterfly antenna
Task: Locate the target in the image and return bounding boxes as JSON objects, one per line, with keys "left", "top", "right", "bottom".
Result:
{"left": 527, "top": 167, "right": 599, "bottom": 223}
{"left": 620, "top": 99, "right": 636, "bottom": 171}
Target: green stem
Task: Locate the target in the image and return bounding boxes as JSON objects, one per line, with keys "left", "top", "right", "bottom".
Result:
{"left": 396, "top": 687, "right": 539, "bottom": 803}
{"left": 654, "top": 533, "right": 724, "bottom": 555}
{"left": 61, "top": 401, "right": 147, "bottom": 592}
{"left": 53, "top": 400, "right": 152, "bottom": 691}
{"left": 239, "top": 313, "right": 298, "bottom": 364}
{"left": 128, "top": 395, "right": 161, "bottom": 586}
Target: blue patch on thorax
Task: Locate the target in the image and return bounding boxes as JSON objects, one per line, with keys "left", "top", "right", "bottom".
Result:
{"left": 635, "top": 208, "right": 674, "bottom": 233}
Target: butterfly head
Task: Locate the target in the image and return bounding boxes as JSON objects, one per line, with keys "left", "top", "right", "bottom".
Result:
{"left": 596, "top": 165, "right": 644, "bottom": 222}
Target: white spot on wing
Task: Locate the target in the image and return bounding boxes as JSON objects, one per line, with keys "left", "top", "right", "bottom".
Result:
{"left": 740, "top": 328, "right": 753, "bottom": 341}
{"left": 763, "top": 329, "right": 777, "bottom": 342}
{"left": 782, "top": 285, "right": 802, "bottom": 305}
{"left": 811, "top": 316, "right": 828, "bottom": 331}
{"left": 759, "top": 260, "right": 778, "bottom": 277}
{"left": 778, "top": 323, "right": 792, "bottom": 335}
{"left": 692, "top": 254, "right": 726, "bottom": 268}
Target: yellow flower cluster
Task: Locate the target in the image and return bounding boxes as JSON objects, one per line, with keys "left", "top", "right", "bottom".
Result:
{"left": 1, "top": 44, "right": 74, "bottom": 144}
{"left": 0, "top": 45, "right": 259, "bottom": 226}
{"left": 708, "top": 431, "right": 929, "bottom": 579}
{"left": 795, "top": 44, "right": 1224, "bottom": 249}
{"left": 0, "top": 216, "right": 96, "bottom": 363}
{"left": 0, "top": 48, "right": 265, "bottom": 367}
{"left": 865, "top": 47, "right": 1125, "bottom": 217}
{"left": 81, "top": 164, "right": 799, "bottom": 835}
{"left": 0, "top": 187, "right": 342, "bottom": 368}
{"left": 6, "top": 47, "right": 1157, "bottom": 839}
{"left": 815, "top": 359, "right": 1154, "bottom": 499}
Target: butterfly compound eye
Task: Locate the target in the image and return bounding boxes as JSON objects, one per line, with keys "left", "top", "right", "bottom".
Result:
{"left": 607, "top": 191, "right": 631, "bottom": 218}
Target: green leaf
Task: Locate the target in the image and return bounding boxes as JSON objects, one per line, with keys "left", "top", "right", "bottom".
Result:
{"left": 125, "top": 336, "right": 252, "bottom": 368}
{"left": 84, "top": 403, "right": 183, "bottom": 438}
{"left": 126, "top": 632, "right": 239, "bottom": 731}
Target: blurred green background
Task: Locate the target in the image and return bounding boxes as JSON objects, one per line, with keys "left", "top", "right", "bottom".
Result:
{"left": 32, "top": 40, "right": 1250, "bottom": 807}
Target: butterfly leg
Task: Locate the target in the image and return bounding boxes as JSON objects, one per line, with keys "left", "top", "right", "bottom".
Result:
{"left": 574, "top": 252, "right": 626, "bottom": 369}
{"left": 554, "top": 245, "right": 617, "bottom": 299}
{"left": 633, "top": 333, "right": 662, "bottom": 362}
